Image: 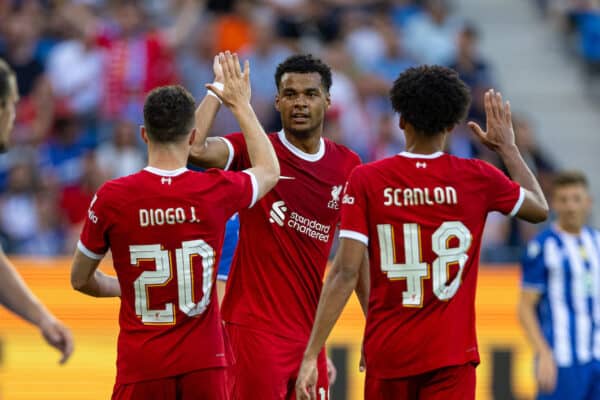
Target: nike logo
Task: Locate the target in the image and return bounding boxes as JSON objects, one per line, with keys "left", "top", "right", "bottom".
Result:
{"left": 279, "top": 176, "right": 296, "bottom": 180}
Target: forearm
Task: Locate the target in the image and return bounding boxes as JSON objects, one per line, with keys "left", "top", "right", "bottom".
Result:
{"left": 354, "top": 254, "right": 370, "bottom": 316}
{"left": 0, "top": 255, "right": 48, "bottom": 326}
{"left": 499, "top": 145, "right": 547, "bottom": 208}
{"left": 518, "top": 301, "right": 552, "bottom": 354}
{"left": 189, "top": 96, "right": 221, "bottom": 164}
{"left": 74, "top": 271, "right": 120, "bottom": 298}
{"left": 304, "top": 266, "right": 358, "bottom": 360}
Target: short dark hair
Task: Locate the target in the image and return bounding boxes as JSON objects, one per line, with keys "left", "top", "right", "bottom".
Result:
{"left": 552, "top": 171, "right": 588, "bottom": 191}
{"left": 143, "top": 85, "right": 195, "bottom": 143}
{"left": 390, "top": 65, "right": 471, "bottom": 136}
{"left": 275, "top": 54, "right": 332, "bottom": 92}
{"left": 0, "top": 59, "right": 15, "bottom": 107}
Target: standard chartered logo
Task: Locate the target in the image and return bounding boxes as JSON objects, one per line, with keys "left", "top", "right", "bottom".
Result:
{"left": 269, "top": 200, "right": 288, "bottom": 226}
{"left": 268, "top": 200, "right": 331, "bottom": 243}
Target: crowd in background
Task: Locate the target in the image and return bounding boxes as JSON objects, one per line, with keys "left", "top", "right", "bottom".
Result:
{"left": 0, "top": 0, "right": 567, "bottom": 260}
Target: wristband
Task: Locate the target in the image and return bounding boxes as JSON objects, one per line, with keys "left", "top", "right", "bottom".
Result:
{"left": 207, "top": 82, "right": 224, "bottom": 104}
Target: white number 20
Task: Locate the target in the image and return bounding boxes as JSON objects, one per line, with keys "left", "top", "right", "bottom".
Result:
{"left": 130, "top": 240, "right": 215, "bottom": 325}
{"left": 377, "top": 222, "right": 472, "bottom": 307}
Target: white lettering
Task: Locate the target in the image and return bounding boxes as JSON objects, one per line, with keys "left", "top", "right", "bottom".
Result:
{"left": 139, "top": 207, "right": 190, "bottom": 227}
{"left": 383, "top": 188, "right": 393, "bottom": 206}
{"left": 155, "top": 209, "right": 165, "bottom": 225}
{"left": 140, "top": 209, "right": 149, "bottom": 227}
{"left": 383, "top": 186, "right": 458, "bottom": 207}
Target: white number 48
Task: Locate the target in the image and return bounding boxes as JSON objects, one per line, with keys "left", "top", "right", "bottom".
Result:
{"left": 377, "top": 221, "right": 472, "bottom": 307}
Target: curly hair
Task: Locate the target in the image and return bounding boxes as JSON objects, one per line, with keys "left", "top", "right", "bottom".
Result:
{"left": 390, "top": 65, "right": 471, "bottom": 136}
{"left": 143, "top": 85, "right": 196, "bottom": 143}
{"left": 275, "top": 54, "right": 332, "bottom": 92}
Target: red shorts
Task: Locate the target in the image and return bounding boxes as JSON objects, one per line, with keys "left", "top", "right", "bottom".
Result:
{"left": 365, "top": 363, "right": 476, "bottom": 400}
{"left": 112, "top": 368, "right": 228, "bottom": 400}
{"left": 226, "top": 323, "right": 329, "bottom": 400}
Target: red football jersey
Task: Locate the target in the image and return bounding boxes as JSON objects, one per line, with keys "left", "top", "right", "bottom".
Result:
{"left": 78, "top": 166, "right": 257, "bottom": 384}
{"left": 340, "top": 152, "right": 524, "bottom": 378}
{"left": 220, "top": 131, "right": 361, "bottom": 341}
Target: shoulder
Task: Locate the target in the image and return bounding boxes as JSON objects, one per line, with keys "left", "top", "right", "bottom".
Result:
{"left": 324, "top": 138, "right": 361, "bottom": 164}
{"left": 526, "top": 228, "right": 559, "bottom": 258}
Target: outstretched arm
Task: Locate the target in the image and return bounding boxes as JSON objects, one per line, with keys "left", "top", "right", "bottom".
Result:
{"left": 207, "top": 52, "right": 279, "bottom": 199}
{"left": 296, "top": 238, "right": 366, "bottom": 400}
{"left": 0, "top": 250, "right": 73, "bottom": 364}
{"left": 518, "top": 289, "right": 557, "bottom": 393}
{"left": 468, "top": 90, "right": 549, "bottom": 223}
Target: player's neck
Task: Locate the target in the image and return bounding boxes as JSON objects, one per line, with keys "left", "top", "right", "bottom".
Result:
{"left": 282, "top": 128, "right": 322, "bottom": 154}
{"left": 403, "top": 128, "right": 447, "bottom": 155}
{"left": 555, "top": 222, "right": 583, "bottom": 235}
{"left": 146, "top": 144, "right": 189, "bottom": 171}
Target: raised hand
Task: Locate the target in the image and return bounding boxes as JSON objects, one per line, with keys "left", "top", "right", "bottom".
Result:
{"left": 205, "top": 51, "right": 251, "bottom": 109}
{"left": 39, "top": 315, "right": 74, "bottom": 364}
{"left": 467, "top": 89, "right": 516, "bottom": 153}
{"left": 295, "top": 358, "right": 318, "bottom": 400}
{"left": 212, "top": 54, "right": 224, "bottom": 84}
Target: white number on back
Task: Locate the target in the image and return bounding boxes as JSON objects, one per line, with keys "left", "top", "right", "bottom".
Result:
{"left": 131, "top": 240, "right": 215, "bottom": 325}
{"left": 377, "top": 221, "right": 472, "bottom": 307}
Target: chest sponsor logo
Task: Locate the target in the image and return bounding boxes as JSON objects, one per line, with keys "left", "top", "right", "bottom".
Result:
{"left": 328, "top": 185, "right": 343, "bottom": 210}
{"left": 268, "top": 200, "right": 332, "bottom": 243}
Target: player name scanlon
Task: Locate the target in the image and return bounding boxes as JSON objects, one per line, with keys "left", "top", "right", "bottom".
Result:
{"left": 383, "top": 186, "right": 458, "bottom": 207}
{"left": 139, "top": 207, "right": 200, "bottom": 227}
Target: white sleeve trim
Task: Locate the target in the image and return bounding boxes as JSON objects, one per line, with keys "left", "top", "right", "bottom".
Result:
{"left": 339, "top": 229, "right": 369, "bottom": 246}
{"left": 219, "top": 137, "right": 235, "bottom": 171}
{"left": 217, "top": 274, "right": 229, "bottom": 281}
{"left": 509, "top": 187, "right": 525, "bottom": 217}
{"left": 77, "top": 240, "right": 105, "bottom": 260}
{"left": 242, "top": 170, "right": 259, "bottom": 208}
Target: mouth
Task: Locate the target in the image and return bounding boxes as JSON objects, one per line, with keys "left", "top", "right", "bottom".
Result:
{"left": 291, "top": 113, "right": 310, "bottom": 123}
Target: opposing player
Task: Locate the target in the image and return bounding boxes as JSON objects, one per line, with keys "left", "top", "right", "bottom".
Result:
{"left": 0, "top": 58, "right": 73, "bottom": 364}
{"left": 189, "top": 54, "right": 362, "bottom": 399}
{"left": 70, "top": 53, "right": 279, "bottom": 399}
{"left": 296, "top": 66, "right": 549, "bottom": 399}
{"left": 519, "top": 171, "right": 600, "bottom": 400}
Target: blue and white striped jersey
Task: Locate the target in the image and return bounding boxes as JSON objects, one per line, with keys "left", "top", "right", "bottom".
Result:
{"left": 521, "top": 225, "right": 600, "bottom": 367}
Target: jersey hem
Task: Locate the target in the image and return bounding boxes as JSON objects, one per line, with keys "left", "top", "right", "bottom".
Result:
{"left": 77, "top": 240, "right": 105, "bottom": 260}
{"left": 509, "top": 187, "right": 525, "bottom": 217}
{"left": 220, "top": 137, "right": 235, "bottom": 171}
{"left": 339, "top": 229, "right": 369, "bottom": 246}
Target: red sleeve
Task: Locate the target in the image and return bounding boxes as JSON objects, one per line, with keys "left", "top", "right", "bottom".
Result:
{"left": 339, "top": 166, "right": 369, "bottom": 246}
{"left": 220, "top": 133, "right": 250, "bottom": 171}
{"left": 203, "top": 169, "right": 258, "bottom": 215}
{"left": 77, "top": 184, "right": 112, "bottom": 260}
{"left": 478, "top": 160, "right": 524, "bottom": 217}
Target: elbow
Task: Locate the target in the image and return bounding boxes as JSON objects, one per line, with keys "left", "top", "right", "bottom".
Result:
{"left": 71, "top": 277, "right": 87, "bottom": 292}
{"left": 530, "top": 205, "right": 550, "bottom": 224}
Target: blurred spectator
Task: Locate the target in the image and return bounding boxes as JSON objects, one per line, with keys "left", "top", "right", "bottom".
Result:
{"left": 369, "top": 113, "right": 405, "bottom": 161}
{"left": 449, "top": 23, "right": 495, "bottom": 125}
{"left": 59, "top": 152, "right": 106, "bottom": 250}
{"left": 96, "top": 119, "right": 145, "bottom": 179}
{"left": 19, "top": 192, "right": 66, "bottom": 256}
{"left": 403, "top": 0, "right": 464, "bottom": 65}
{"left": 240, "top": 12, "right": 292, "bottom": 130}
{"left": 38, "top": 114, "right": 94, "bottom": 187}
{"left": 0, "top": 161, "right": 40, "bottom": 252}
{"left": 214, "top": 2, "right": 255, "bottom": 53}
{"left": 0, "top": 8, "right": 54, "bottom": 144}
{"left": 47, "top": 3, "right": 103, "bottom": 119}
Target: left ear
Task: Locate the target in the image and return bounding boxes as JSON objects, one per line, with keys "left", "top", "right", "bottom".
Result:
{"left": 325, "top": 92, "right": 331, "bottom": 108}
{"left": 140, "top": 126, "right": 149, "bottom": 144}
{"left": 188, "top": 128, "right": 197, "bottom": 146}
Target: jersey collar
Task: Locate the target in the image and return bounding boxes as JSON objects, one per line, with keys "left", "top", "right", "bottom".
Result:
{"left": 398, "top": 151, "right": 444, "bottom": 159}
{"left": 277, "top": 129, "right": 325, "bottom": 162}
{"left": 143, "top": 166, "right": 189, "bottom": 177}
